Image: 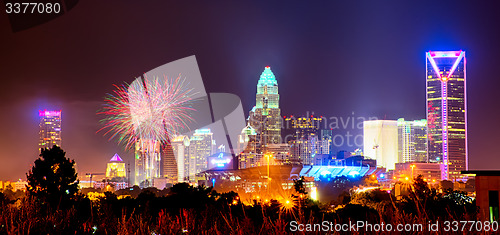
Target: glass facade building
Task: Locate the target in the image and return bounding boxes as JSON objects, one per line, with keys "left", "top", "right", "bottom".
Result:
{"left": 38, "top": 109, "right": 62, "bottom": 151}
{"left": 161, "top": 135, "right": 190, "bottom": 184}
{"left": 186, "top": 128, "right": 214, "bottom": 180}
{"left": 397, "top": 118, "right": 427, "bottom": 163}
{"left": 134, "top": 139, "right": 161, "bottom": 186}
{"left": 426, "top": 51, "right": 467, "bottom": 181}
{"left": 285, "top": 116, "right": 324, "bottom": 165}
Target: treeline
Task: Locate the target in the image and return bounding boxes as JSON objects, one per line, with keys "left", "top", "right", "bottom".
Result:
{"left": 0, "top": 177, "right": 481, "bottom": 234}
{"left": 0, "top": 146, "right": 482, "bottom": 234}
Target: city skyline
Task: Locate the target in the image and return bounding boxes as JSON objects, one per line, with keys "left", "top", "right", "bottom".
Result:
{"left": 29, "top": 57, "right": 467, "bottom": 183}
{"left": 2, "top": 1, "right": 500, "bottom": 180}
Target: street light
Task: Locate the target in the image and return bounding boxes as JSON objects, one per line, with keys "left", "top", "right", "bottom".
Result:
{"left": 410, "top": 164, "right": 415, "bottom": 180}
{"left": 265, "top": 153, "right": 272, "bottom": 196}
{"left": 267, "top": 154, "right": 271, "bottom": 178}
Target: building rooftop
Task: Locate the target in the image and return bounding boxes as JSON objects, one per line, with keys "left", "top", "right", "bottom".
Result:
{"left": 462, "top": 171, "right": 500, "bottom": 176}
{"left": 109, "top": 153, "right": 123, "bottom": 162}
{"left": 257, "top": 66, "right": 277, "bottom": 87}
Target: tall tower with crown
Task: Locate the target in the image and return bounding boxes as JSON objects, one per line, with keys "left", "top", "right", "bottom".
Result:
{"left": 248, "top": 66, "right": 282, "bottom": 151}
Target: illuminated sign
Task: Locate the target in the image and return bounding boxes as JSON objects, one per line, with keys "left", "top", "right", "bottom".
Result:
{"left": 211, "top": 158, "right": 231, "bottom": 167}
{"left": 208, "top": 152, "right": 233, "bottom": 169}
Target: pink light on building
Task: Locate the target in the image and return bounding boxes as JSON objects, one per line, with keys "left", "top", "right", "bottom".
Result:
{"left": 427, "top": 51, "right": 464, "bottom": 81}
{"left": 110, "top": 153, "right": 123, "bottom": 162}
{"left": 426, "top": 50, "right": 467, "bottom": 181}
{"left": 39, "top": 109, "right": 62, "bottom": 117}
{"left": 428, "top": 51, "right": 461, "bottom": 58}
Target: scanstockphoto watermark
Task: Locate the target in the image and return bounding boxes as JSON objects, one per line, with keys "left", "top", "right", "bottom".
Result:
{"left": 289, "top": 221, "right": 424, "bottom": 233}
{"left": 289, "top": 221, "right": 500, "bottom": 233}
{"left": 249, "top": 111, "right": 378, "bottom": 148}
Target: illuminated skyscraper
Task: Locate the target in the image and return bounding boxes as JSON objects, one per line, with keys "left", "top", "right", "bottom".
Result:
{"left": 319, "top": 129, "right": 333, "bottom": 155}
{"left": 161, "top": 143, "right": 176, "bottom": 184}
{"left": 186, "top": 128, "right": 214, "bottom": 180}
{"left": 106, "top": 153, "right": 126, "bottom": 178}
{"left": 249, "top": 66, "right": 282, "bottom": 148}
{"left": 161, "top": 135, "right": 190, "bottom": 183}
{"left": 363, "top": 120, "right": 398, "bottom": 170}
{"left": 238, "top": 124, "right": 261, "bottom": 169}
{"left": 285, "top": 116, "right": 324, "bottom": 165}
{"left": 397, "top": 118, "right": 427, "bottom": 163}
{"left": 135, "top": 139, "right": 161, "bottom": 186}
{"left": 38, "top": 109, "right": 62, "bottom": 151}
{"left": 426, "top": 51, "right": 467, "bottom": 181}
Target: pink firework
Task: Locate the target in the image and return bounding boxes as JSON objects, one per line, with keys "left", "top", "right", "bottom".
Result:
{"left": 99, "top": 75, "right": 196, "bottom": 149}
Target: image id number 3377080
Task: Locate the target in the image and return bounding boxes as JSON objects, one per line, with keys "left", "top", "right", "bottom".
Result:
{"left": 5, "top": 2, "right": 61, "bottom": 14}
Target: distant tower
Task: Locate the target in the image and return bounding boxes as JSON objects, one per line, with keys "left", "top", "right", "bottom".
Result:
{"left": 320, "top": 129, "right": 333, "bottom": 155}
{"left": 285, "top": 116, "right": 323, "bottom": 165}
{"left": 162, "top": 135, "right": 190, "bottom": 184}
{"left": 363, "top": 120, "right": 398, "bottom": 170}
{"left": 238, "top": 124, "right": 260, "bottom": 169}
{"left": 161, "top": 143, "right": 177, "bottom": 184}
{"left": 38, "top": 109, "right": 62, "bottom": 151}
{"left": 426, "top": 51, "right": 467, "bottom": 181}
{"left": 106, "top": 153, "right": 126, "bottom": 178}
{"left": 249, "top": 66, "right": 282, "bottom": 149}
{"left": 397, "top": 119, "right": 427, "bottom": 163}
{"left": 134, "top": 139, "right": 161, "bottom": 186}
{"left": 186, "top": 128, "right": 214, "bottom": 181}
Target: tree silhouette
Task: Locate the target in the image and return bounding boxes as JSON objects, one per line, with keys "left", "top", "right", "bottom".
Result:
{"left": 26, "top": 146, "right": 79, "bottom": 208}
{"left": 0, "top": 192, "right": 11, "bottom": 206}
{"left": 293, "top": 176, "right": 307, "bottom": 196}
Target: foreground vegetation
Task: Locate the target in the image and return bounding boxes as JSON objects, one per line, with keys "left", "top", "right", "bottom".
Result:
{"left": 0, "top": 147, "right": 483, "bottom": 234}
{"left": 0, "top": 177, "right": 482, "bottom": 234}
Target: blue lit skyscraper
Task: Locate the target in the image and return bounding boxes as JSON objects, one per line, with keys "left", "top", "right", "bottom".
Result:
{"left": 426, "top": 51, "right": 467, "bottom": 181}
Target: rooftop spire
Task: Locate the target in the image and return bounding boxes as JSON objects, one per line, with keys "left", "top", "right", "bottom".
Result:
{"left": 257, "top": 66, "right": 277, "bottom": 87}
{"left": 110, "top": 153, "right": 123, "bottom": 162}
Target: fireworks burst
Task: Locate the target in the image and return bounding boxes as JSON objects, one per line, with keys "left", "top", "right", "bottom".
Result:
{"left": 99, "top": 74, "right": 196, "bottom": 149}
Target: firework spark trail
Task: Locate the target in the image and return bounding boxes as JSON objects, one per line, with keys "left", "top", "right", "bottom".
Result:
{"left": 99, "top": 74, "right": 196, "bottom": 149}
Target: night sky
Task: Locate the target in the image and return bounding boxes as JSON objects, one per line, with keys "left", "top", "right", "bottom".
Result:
{"left": 1, "top": 1, "right": 500, "bottom": 180}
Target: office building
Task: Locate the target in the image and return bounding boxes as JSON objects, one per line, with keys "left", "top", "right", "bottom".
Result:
{"left": 106, "top": 153, "right": 126, "bottom": 178}
{"left": 319, "top": 129, "right": 333, "bottom": 155}
{"left": 135, "top": 139, "right": 161, "bottom": 186}
{"left": 363, "top": 120, "right": 398, "bottom": 170}
{"left": 248, "top": 66, "right": 282, "bottom": 148}
{"left": 161, "top": 142, "right": 176, "bottom": 184}
{"left": 426, "top": 50, "right": 467, "bottom": 180}
{"left": 38, "top": 109, "right": 62, "bottom": 151}
{"left": 285, "top": 116, "right": 325, "bottom": 165}
{"left": 161, "top": 136, "right": 190, "bottom": 184}
{"left": 266, "top": 143, "right": 291, "bottom": 165}
{"left": 186, "top": 128, "right": 214, "bottom": 180}
{"left": 238, "top": 124, "right": 262, "bottom": 169}
{"left": 394, "top": 162, "right": 441, "bottom": 183}
{"left": 397, "top": 118, "right": 427, "bottom": 163}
